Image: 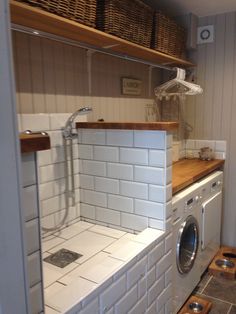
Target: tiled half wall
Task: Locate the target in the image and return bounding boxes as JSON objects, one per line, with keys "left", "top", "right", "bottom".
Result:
{"left": 78, "top": 129, "right": 173, "bottom": 233}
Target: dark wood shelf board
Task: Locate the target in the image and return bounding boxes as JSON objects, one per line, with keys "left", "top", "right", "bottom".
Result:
{"left": 20, "top": 133, "right": 51, "bottom": 153}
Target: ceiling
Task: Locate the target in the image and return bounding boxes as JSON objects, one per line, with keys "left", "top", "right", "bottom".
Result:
{"left": 144, "top": 0, "right": 236, "bottom": 17}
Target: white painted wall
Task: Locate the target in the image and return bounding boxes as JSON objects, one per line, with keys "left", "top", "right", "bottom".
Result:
{"left": 185, "top": 11, "right": 236, "bottom": 246}
{"left": 0, "top": 1, "right": 28, "bottom": 312}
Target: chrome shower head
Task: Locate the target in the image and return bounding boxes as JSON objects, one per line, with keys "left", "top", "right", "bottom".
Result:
{"left": 77, "top": 107, "right": 93, "bottom": 115}
{"left": 63, "top": 107, "right": 92, "bottom": 139}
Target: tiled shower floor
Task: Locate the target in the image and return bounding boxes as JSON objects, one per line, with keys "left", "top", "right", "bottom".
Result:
{"left": 42, "top": 221, "right": 146, "bottom": 313}
{"left": 192, "top": 271, "right": 236, "bottom": 314}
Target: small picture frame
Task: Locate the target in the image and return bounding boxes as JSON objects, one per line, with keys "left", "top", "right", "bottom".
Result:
{"left": 121, "top": 77, "right": 142, "bottom": 96}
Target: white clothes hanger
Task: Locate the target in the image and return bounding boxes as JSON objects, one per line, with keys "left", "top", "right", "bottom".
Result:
{"left": 154, "top": 67, "right": 203, "bottom": 100}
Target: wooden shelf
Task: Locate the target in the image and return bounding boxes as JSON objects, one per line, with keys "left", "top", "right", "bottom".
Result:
{"left": 76, "top": 121, "right": 179, "bottom": 131}
{"left": 10, "top": 1, "right": 195, "bottom": 68}
{"left": 20, "top": 133, "right": 51, "bottom": 153}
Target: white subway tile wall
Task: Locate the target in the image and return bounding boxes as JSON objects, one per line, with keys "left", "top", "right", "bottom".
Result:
{"left": 21, "top": 153, "right": 44, "bottom": 313}
{"left": 79, "top": 129, "right": 172, "bottom": 233}
{"left": 185, "top": 139, "right": 227, "bottom": 159}
{"left": 19, "top": 113, "right": 85, "bottom": 236}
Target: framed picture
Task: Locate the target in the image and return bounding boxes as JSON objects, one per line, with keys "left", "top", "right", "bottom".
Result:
{"left": 121, "top": 77, "right": 142, "bottom": 96}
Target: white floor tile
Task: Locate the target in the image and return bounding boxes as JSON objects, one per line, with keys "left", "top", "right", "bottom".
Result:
{"left": 48, "top": 230, "right": 116, "bottom": 264}
{"left": 59, "top": 252, "right": 124, "bottom": 285}
{"left": 42, "top": 236, "right": 65, "bottom": 253}
{"left": 46, "top": 277, "right": 97, "bottom": 313}
{"left": 43, "top": 261, "right": 79, "bottom": 288}
{"left": 133, "top": 228, "right": 164, "bottom": 245}
{"left": 89, "top": 225, "right": 126, "bottom": 239}
{"left": 103, "top": 234, "right": 137, "bottom": 254}
{"left": 44, "top": 282, "right": 66, "bottom": 299}
{"left": 110, "top": 241, "right": 146, "bottom": 262}
{"left": 56, "top": 221, "right": 93, "bottom": 240}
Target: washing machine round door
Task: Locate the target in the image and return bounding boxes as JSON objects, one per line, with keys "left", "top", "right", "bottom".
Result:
{"left": 176, "top": 215, "right": 199, "bottom": 274}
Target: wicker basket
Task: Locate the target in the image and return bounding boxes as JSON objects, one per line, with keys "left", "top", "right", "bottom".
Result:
{"left": 96, "top": 0, "right": 153, "bottom": 48}
{"left": 16, "top": 0, "right": 97, "bottom": 28}
{"left": 152, "top": 11, "right": 187, "bottom": 58}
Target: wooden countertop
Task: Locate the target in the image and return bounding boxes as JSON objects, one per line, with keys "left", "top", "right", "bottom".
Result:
{"left": 20, "top": 133, "right": 51, "bottom": 153}
{"left": 172, "top": 158, "right": 225, "bottom": 194}
{"left": 76, "top": 122, "right": 179, "bottom": 131}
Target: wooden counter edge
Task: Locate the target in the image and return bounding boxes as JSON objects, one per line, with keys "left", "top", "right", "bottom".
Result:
{"left": 76, "top": 122, "right": 179, "bottom": 131}
{"left": 20, "top": 133, "right": 51, "bottom": 153}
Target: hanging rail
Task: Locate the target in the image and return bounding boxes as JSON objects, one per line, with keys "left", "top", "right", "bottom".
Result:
{"left": 11, "top": 23, "right": 177, "bottom": 72}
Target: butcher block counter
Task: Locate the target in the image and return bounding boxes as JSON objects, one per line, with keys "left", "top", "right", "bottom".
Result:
{"left": 172, "top": 158, "right": 225, "bottom": 194}
{"left": 20, "top": 133, "right": 51, "bottom": 153}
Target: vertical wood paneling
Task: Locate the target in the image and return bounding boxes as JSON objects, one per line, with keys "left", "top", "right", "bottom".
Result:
{"left": 220, "top": 13, "right": 235, "bottom": 140}
{"left": 29, "top": 35, "right": 46, "bottom": 113}
{"left": 15, "top": 32, "right": 33, "bottom": 113}
{"left": 212, "top": 14, "right": 225, "bottom": 139}
{"left": 53, "top": 42, "right": 66, "bottom": 112}
{"left": 194, "top": 17, "right": 207, "bottom": 139}
{"left": 12, "top": 31, "right": 20, "bottom": 110}
{"left": 203, "top": 15, "right": 216, "bottom": 138}
{"left": 13, "top": 31, "right": 153, "bottom": 121}
{"left": 223, "top": 12, "right": 236, "bottom": 245}
{"left": 64, "top": 44, "right": 76, "bottom": 113}
{"left": 41, "top": 38, "right": 57, "bottom": 112}
{"left": 73, "top": 46, "right": 88, "bottom": 96}
{"left": 186, "top": 12, "right": 236, "bottom": 247}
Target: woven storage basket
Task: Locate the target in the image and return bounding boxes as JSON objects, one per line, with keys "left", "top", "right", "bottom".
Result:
{"left": 16, "top": 0, "right": 97, "bottom": 28}
{"left": 96, "top": 0, "right": 153, "bottom": 48}
{"left": 152, "top": 11, "right": 186, "bottom": 58}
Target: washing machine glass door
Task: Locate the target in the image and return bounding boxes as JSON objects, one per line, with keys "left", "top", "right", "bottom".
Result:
{"left": 177, "top": 215, "right": 199, "bottom": 274}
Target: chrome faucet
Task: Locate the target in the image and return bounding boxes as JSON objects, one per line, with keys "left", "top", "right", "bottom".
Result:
{"left": 62, "top": 107, "right": 92, "bottom": 140}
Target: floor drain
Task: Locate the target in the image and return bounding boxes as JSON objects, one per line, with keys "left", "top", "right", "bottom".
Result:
{"left": 44, "top": 248, "right": 82, "bottom": 268}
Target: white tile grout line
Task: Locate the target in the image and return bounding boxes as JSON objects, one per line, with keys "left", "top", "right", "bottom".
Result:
{"left": 199, "top": 274, "right": 213, "bottom": 294}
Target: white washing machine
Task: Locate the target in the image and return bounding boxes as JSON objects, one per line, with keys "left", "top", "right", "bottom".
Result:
{"left": 172, "top": 184, "right": 202, "bottom": 314}
{"left": 196, "top": 171, "right": 223, "bottom": 275}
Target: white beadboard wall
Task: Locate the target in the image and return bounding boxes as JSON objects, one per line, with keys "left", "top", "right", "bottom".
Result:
{"left": 12, "top": 30, "right": 161, "bottom": 121}
{"left": 184, "top": 12, "right": 236, "bottom": 247}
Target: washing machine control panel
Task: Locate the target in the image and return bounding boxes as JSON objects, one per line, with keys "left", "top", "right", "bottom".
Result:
{"left": 184, "top": 193, "right": 200, "bottom": 212}
{"left": 197, "top": 171, "right": 223, "bottom": 200}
